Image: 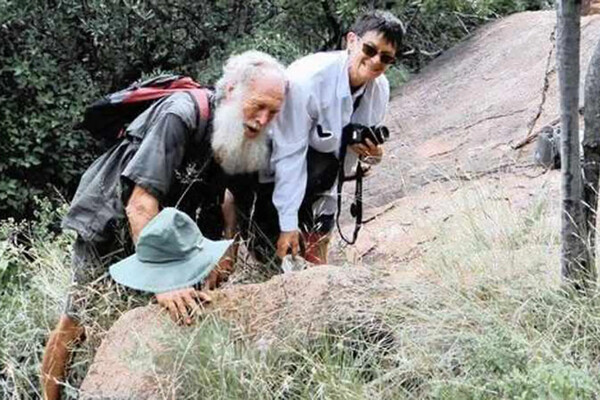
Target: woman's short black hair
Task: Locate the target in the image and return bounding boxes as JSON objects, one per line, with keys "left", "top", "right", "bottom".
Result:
{"left": 348, "top": 10, "right": 404, "bottom": 54}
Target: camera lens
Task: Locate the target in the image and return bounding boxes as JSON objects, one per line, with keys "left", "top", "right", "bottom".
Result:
{"left": 372, "top": 126, "right": 389, "bottom": 144}
{"left": 378, "top": 126, "right": 390, "bottom": 141}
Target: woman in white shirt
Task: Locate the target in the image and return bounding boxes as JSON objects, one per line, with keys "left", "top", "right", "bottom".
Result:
{"left": 237, "top": 11, "right": 404, "bottom": 265}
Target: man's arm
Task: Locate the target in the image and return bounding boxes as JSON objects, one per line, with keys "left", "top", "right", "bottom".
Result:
{"left": 125, "top": 185, "right": 159, "bottom": 244}
{"left": 203, "top": 189, "right": 238, "bottom": 290}
{"left": 124, "top": 185, "right": 209, "bottom": 325}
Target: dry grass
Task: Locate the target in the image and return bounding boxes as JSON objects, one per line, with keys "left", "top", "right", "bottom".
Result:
{"left": 3, "top": 181, "right": 600, "bottom": 399}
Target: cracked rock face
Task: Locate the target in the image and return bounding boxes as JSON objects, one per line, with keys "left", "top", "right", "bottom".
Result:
{"left": 362, "top": 11, "right": 600, "bottom": 210}
{"left": 334, "top": 11, "right": 600, "bottom": 264}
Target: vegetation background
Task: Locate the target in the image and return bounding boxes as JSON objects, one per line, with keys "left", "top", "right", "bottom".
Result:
{"left": 0, "top": 0, "right": 570, "bottom": 398}
{"left": 1, "top": 0, "right": 551, "bottom": 220}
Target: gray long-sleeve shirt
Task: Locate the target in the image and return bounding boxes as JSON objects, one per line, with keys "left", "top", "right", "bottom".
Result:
{"left": 63, "top": 92, "right": 226, "bottom": 242}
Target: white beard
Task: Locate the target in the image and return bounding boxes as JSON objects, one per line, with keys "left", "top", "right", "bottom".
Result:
{"left": 211, "top": 96, "right": 270, "bottom": 175}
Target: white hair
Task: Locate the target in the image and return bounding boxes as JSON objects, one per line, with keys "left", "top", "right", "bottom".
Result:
{"left": 214, "top": 50, "right": 286, "bottom": 102}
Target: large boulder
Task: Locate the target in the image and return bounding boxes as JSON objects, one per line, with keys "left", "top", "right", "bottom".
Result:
{"left": 80, "top": 266, "right": 402, "bottom": 399}
{"left": 365, "top": 11, "right": 600, "bottom": 209}
{"left": 336, "top": 11, "right": 600, "bottom": 263}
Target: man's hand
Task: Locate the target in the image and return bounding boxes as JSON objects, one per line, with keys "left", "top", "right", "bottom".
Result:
{"left": 203, "top": 248, "right": 237, "bottom": 291}
{"left": 276, "top": 230, "right": 300, "bottom": 259}
{"left": 350, "top": 138, "right": 384, "bottom": 164}
{"left": 155, "top": 287, "right": 211, "bottom": 325}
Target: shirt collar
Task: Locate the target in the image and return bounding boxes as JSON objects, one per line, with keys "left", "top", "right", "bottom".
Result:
{"left": 351, "top": 84, "right": 366, "bottom": 100}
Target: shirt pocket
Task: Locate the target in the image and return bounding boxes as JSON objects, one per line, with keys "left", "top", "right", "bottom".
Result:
{"left": 309, "top": 116, "right": 341, "bottom": 154}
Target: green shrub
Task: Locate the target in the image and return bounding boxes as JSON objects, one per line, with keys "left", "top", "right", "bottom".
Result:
{"left": 0, "top": 0, "right": 552, "bottom": 220}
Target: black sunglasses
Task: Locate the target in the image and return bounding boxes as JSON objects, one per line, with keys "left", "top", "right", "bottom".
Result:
{"left": 361, "top": 43, "right": 396, "bottom": 65}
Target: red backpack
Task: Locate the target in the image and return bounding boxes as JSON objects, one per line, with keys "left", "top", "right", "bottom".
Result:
{"left": 77, "top": 75, "right": 210, "bottom": 141}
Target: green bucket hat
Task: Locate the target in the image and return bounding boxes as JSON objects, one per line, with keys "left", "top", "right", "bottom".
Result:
{"left": 109, "top": 207, "right": 232, "bottom": 293}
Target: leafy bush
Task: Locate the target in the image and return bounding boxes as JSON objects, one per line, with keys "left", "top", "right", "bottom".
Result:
{"left": 0, "top": 0, "right": 553, "bottom": 220}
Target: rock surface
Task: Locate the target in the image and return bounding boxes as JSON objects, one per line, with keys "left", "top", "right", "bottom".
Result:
{"left": 363, "top": 11, "right": 600, "bottom": 208}
{"left": 79, "top": 306, "right": 167, "bottom": 399}
{"left": 338, "top": 11, "right": 600, "bottom": 263}
{"left": 80, "top": 266, "right": 400, "bottom": 399}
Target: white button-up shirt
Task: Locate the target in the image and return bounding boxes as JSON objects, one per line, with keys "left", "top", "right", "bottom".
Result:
{"left": 265, "top": 50, "right": 390, "bottom": 231}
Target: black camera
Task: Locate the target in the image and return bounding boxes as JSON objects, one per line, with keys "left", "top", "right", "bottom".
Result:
{"left": 344, "top": 124, "right": 390, "bottom": 146}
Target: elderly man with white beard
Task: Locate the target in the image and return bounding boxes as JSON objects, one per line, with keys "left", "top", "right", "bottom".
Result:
{"left": 41, "top": 50, "right": 286, "bottom": 400}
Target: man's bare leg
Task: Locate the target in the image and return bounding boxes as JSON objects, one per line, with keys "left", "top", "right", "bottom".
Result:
{"left": 41, "top": 315, "right": 84, "bottom": 400}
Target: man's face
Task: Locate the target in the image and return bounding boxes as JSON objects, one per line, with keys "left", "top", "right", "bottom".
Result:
{"left": 238, "top": 73, "right": 286, "bottom": 139}
{"left": 347, "top": 30, "right": 397, "bottom": 87}
{"left": 212, "top": 69, "right": 285, "bottom": 175}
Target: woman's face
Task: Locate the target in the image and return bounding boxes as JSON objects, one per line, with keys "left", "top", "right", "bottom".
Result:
{"left": 347, "top": 30, "right": 396, "bottom": 88}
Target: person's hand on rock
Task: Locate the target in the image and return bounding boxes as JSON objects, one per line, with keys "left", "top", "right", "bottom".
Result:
{"left": 276, "top": 230, "right": 300, "bottom": 259}
{"left": 155, "top": 287, "right": 211, "bottom": 325}
{"left": 203, "top": 255, "right": 235, "bottom": 291}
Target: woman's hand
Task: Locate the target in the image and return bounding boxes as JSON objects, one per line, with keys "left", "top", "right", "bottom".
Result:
{"left": 350, "top": 138, "right": 383, "bottom": 164}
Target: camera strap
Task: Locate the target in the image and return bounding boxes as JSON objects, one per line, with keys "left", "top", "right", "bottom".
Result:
{"left": 336, "top": 131, "right": 364, "bottom": 245}
{"left": 335, "top": 92, "right": 367, "bottom": 245}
